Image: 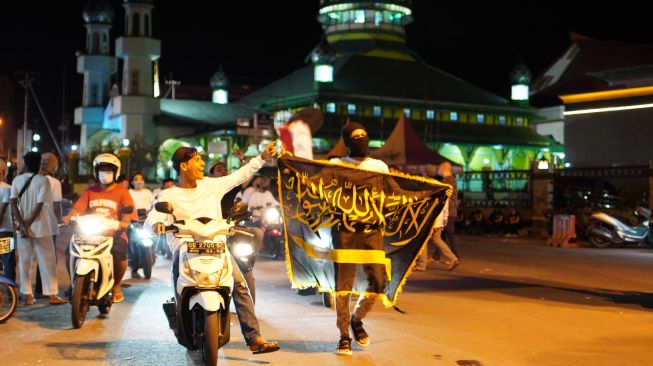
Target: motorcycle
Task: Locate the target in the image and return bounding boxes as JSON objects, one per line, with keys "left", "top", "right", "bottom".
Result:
{"left": 129, "top": 209, "right": 156, "bottom": 279}
{"left": 67, "top": 205, "right": 133, "bottom": 329}
{"left": 586, "top": 207, "right": 652, "bottom": 248}
{"left": 0, "top": 236, "right": 18, "bottom": 323}
{"left": 251, "top": 204, "right": 284, "bottom": 260}
{"left": 157, "top": 201, "right": 252, "bottom": 366}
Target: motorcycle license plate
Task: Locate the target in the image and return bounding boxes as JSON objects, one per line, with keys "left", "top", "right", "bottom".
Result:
{"left": 187, "top": 241, "right": 225, "bottom": 255}
{"left": 0, "top": 237, "right": 11, "bottom": 254}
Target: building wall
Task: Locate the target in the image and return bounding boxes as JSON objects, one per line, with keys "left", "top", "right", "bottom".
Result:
{"left": 565, "top": 105, "right": 653, "bottom": 167}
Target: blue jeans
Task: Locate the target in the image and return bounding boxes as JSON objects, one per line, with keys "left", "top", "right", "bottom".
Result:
{"left": 0, "top": 232, "right": 15, "bottom": 282}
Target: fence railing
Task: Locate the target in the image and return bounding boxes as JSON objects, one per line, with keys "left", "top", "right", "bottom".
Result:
{"left": 457, "top": 170, "right": 532, "bottom": 208}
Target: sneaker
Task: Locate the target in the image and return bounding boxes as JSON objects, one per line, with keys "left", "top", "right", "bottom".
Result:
{"left": 336, "top": 336, "right": 352, "bottom": 356}
{"left": 350, "top": 315, "right": 370, "bottom": 347}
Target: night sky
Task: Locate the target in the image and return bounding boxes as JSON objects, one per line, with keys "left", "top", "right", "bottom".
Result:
{"left": 2, "top": 0, "right": 653, "bottom": 150}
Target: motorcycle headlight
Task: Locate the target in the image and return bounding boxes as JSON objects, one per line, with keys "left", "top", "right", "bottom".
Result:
{"left": 136, "top": 228, "right": 150, "bottom": 239}
{"left": 194, "top": 271, "right": 221, "bottom": 287}
{"left": 142, "top": 238, "right": 154, "bottom": 247}
{"left": 79, "top": 217, "right": 103, "bottom": 235}
{"left": 264, "top": 208, "right": 280, "bottom": 224}
{"left": 233, "top": 242, "right": 254, "bottom": 258}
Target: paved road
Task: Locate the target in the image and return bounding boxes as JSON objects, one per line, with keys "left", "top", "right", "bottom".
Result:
{"left": 1, "top": 232, "right": 652, "bottom": 366}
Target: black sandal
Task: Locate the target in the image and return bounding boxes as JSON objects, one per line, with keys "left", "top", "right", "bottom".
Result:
{"left": 350, "top": 315, "right": 370, "bottom": 347}
{"left": 336, "top": 336, "right": 352, "bottom": 356}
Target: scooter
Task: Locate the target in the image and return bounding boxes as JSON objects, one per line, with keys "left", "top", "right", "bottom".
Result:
{"left": 0, "top": 235, "right": 18, "bottom": 323}
{"left": 68, "top": 205, "right": 133, "bottom": 329}
{"left": 586, "top": 206, "right": 652, "bottom": 248}
{"left": 251, "top": 204, "right": 284, "bottom": 259}
{"left": 129, "top": 209, "right": 156, "bottom": 279}
{"left": 157, "top": 201, "right": 252, "bottom": 366}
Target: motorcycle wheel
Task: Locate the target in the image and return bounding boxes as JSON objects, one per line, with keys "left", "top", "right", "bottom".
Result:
{"left": 143, "top": 247, "right": 154, "bottom": 280}
{"left": 199, "top": 310, "right": 220, "bottom": 366}
{"left": 587, "top": 222, "right": 613, "bottom": 249}
{"left": 0, "top": 283, "right": 18, "bottom": 323}
{"left": 71, "top": 275, "right": 90, "bottom": 329}
{"left": 322, "top": 292, "right": 334, "bottom": 308}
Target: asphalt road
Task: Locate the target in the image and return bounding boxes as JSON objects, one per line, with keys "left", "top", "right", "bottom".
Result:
{"left": 1, "top": 232, "right": 652, "bottom": 366}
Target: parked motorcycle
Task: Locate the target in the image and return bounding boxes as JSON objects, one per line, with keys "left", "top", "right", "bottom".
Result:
{"left": 0, "top": 235, "right": 18, "bottom": 323}
{"left": 129, "top": 209, "right": 156, "bottom": 279}
{"left": 67, "top": 205, "right": 133, "bottom": 329}
{"left": 157, "top": 201, "right": 251, "bottom": 366}
{"left": 586, "top": 207, "right": 652, "bottom": 248}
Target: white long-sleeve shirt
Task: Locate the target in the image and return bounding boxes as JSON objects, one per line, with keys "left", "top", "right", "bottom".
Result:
{"left": 145, "top": 156, "right": 264, "bottom": 252}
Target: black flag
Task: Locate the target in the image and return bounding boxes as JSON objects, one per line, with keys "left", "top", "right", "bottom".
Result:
{"left": 277, "top": 155, "right": 451, "bottom": 307}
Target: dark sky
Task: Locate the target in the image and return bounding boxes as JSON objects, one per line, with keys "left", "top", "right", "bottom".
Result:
{"left": 2, "top": 0, "right": 653, "bottom": 149}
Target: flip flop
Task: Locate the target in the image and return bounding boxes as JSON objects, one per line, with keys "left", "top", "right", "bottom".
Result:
{"left": 112, "top": 292, "right": 125, "bottom": 303}
{"left": 249, "top": 340, "right": 280, "bottom": 354}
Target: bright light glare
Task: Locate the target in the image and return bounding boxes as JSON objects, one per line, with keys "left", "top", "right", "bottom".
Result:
{"left": 264, "top": 207, "right": 280, "bottom": 224}
{"left": 33, "top": 133, "right": 41, "bottom": 141}
{"left": 122, "top": 138, "right": 130, "bottom": 147}
{"left": 233, "top": 242, "right": 254, "bottom": 257}
{"left": 314, "top": 64, "right": 333, "bottom": 83}
{"left": 213, "top": 89, "right": 228, "bottom": 104}
{"left": 564, "top": 102, "right": 653, "bottom": 115}
{"left": 71, "top": 144, "right": 78, "bottom": 151}
{"left": 79, "top": 216, "right": 103, "bottom": 235}
{"left": 511, "top": 85, "right": 529, "bottom": 101}
{"left": 31, "top": 147, "right": 38, "bottom": 152}
{"left": 538, "top": 159, "right": 549, "bottom": 170}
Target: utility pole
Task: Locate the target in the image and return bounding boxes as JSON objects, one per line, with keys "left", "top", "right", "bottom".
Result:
{"left": 165, "top": 79, "right": 181, "bottom": 100}
{"left": 17, "top": 72, "right": 36, "bottom": 155}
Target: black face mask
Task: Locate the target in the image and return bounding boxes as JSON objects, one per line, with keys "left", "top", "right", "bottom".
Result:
{"left": 348, "top": 136, "right": 369, "bottom": 157}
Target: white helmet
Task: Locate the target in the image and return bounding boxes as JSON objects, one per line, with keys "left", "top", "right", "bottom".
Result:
{"left": 93, "top": 153, "right": 121, "bottom": 181}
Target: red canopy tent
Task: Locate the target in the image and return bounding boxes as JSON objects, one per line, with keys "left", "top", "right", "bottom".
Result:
{"left": 371, "top": 114, "right": 461, "bottom": 173}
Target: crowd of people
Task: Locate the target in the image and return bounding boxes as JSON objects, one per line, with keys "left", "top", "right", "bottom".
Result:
{"left": 0, "top": 112, "right": 523, "bottom": 358}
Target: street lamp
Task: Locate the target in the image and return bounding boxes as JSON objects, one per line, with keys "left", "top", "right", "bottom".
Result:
{"left": 31, "top": 146, "right": 38, "bottom": 152}
{"left": 122, "top": 138, "right": 130, "bottom": 147}
{"left": 33, "top": 133, "right": 41, "bottom": 142}
{"left": 71, "top": 144, "right": 78, "bottom": 151}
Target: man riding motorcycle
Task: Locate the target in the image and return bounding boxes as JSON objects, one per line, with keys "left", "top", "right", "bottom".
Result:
{"left": 146, "top": 143, "right": 280, "bottom": 354}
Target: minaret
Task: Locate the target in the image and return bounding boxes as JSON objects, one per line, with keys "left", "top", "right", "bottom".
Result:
{"left": 74, "top": 0, "right": 117, "bottom": 152}
{"left": 317, "top": 0, "right": 416, "bottom": 61}
{"left": 210, "top": 64, "right": 229, "bottom": 104}
{"left": 511, "top": 59, "right": 532, "bottom": 105}
{"left": 113, "top": 0, "right": 161, "bottom": 144}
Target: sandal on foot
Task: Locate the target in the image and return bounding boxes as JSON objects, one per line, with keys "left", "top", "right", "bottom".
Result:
{"left": 336, "top": 336, "right": 353, "bottom": 356}
{"left": 49, "top": 296, "right": 68, "bottom": 305}
{"left": 447, "top": 259, "right": 460, "bottom": 271}
{"left": 350, "top": 315, "right": 370, "bottom": 347}
{"left": 248, "top": 337, "right": 280, "bottom": 354}
{"left": 112, "top": 292, "right": 125, "bottom": 303}
{"left": 24, "top": 295, "right": 36, "bottom": 306}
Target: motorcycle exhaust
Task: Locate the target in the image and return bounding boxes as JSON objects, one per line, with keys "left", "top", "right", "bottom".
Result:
{"left": 589, "top": 226, "right": 619, "bottom": 243}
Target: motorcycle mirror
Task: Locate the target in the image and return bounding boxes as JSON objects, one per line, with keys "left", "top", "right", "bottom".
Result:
{"left": 229, "top": 202, "right": 250, "bottom": 221}
{"left": 120, "top": 205, "right": 134, "bottom": 214}
{"left": 155, "top": 202, "right": 174, "bottom": 215}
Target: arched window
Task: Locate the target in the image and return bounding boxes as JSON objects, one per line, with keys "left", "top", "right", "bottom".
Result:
{"left": 132, "top": 13, "right": 140, "bottom": 36}
{"left": 91, "top": 33, "right": 99, "bottom": 54}
{"left": 144, "top": 14, "right": 150, "bottom": 37}
{"left": 102, "top": 33, "right": 108, "bottom": 53}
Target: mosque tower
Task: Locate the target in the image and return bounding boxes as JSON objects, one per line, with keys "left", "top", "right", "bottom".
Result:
{"left": 113, "top": 0, "right": 161, "bottom": 144}
{"left": 75, "top": 0, "right": 117, "bottom": 152}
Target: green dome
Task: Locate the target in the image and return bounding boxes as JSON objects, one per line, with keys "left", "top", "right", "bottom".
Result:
{"left": 82, "top": 0, "right": 115, "bottom": 24}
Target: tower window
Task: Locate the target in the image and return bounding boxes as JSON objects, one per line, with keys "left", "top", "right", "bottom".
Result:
{"left": 449, "top": 112, "right": 458, "bottom": 121}
{"left": 132, "top": 13, "right": 140, "bottom": 36}
{"left": 354, "top": 10, "right": 365, "bottom": 23}
{"left": 426, "top": 110, "right": 435, "bottom": 120}
{"left": 326, "top": 103, "right": 336, "bottom": 113}
{"left": 144, "top": 14, "right": 150, "bottom": 37}
{"left": 373, "top": 106, "right": 382, "bottom": 116}
{"left": 499, "top": 115, "right": 506, "bottom": 125}
{"left": 516, "top": 117, "right": 524, "bottom": 126}
{"left": 347, "top": 104, "right": 357, "bottom": 115}
{"left": 403, "top": 108, "right": 411, "bottom": 118}
{"left": 477, "top": 114, "right": 485, "bottom": 124}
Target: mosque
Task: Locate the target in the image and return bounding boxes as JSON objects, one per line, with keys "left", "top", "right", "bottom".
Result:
{"left": 75, "top": 0, "right": 561, "bottom": 179}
